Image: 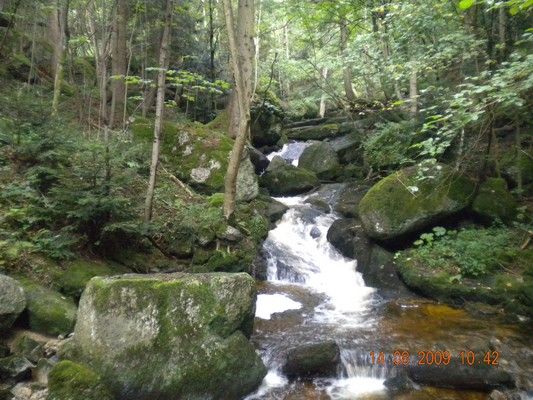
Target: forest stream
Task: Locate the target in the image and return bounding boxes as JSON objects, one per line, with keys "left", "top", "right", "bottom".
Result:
{"left": 246, "top": 143, "right": 533, "bottom": 400}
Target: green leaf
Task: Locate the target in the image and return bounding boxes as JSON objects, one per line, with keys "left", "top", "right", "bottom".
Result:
{"left": 458, "top": 0, "right": 475, "bottom": 10}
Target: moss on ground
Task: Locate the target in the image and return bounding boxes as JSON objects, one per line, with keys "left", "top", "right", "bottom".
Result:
{"left": 397, "top": 227, "right": 533, "bottom": 317}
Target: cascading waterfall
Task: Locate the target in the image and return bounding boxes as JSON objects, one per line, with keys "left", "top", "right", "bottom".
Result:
{"left": 248, "top": 143, "right": 389, "bottom": 399}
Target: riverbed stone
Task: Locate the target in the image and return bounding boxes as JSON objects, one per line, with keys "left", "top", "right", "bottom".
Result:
{"left": 17, "top": 279, "right": 77, "bottom": 337}
{"left": 260, "top": 157, "right": 319, "bottom": 196}
{"left": 299, "top": 142, "right": 340, "bottom": 180}
{"left": 406, "top": 363, "right": 515, "bottom": 391}
{"left": 472, "top": 178, "right": 517, "bottom": 224}
{"left": 0, "top": 274, "right": 26, "bottom": 334}
{"left": 359, "top": 164, "right": 475, "bottom": 240}
{"left": 249, "top": 146, "right": 270, "bottom": 175}
{"left": 334, "top": 182, "right": 370, "bottom": 218}
{"left": 0, "top": 355, "right": 33, "bottom": 382}
{"left": 282, "top": 341, "right": 340, "bottom": 379}
{"left": 47, "top": 360, "right": 113, "bottom": 400}
{"left": 265, "top": 197, "right": 289, "bottom": 223}
{"left": 67, "top": 273, "right": 266, "bottom": 400}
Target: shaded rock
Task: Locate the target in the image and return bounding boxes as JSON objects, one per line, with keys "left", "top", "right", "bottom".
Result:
{"left": 501, "top": 147, "right": 533, "bottom": 187}
{"left": 284, "top": 117, "right": 328, "bottom": 129}
{"left": 406, "top": 363, "right": 515, "bottom": 391}
{"left": 236, "top": 155, "right": 259, "bottom": 202}
{"left": 359, "top": 164, "right": 475, "bottom": 240}
{"left": 251, "top": 107, "right": 283, "bottom": 147}
{"left": 334, "top": 183, "right": 370, "bottom": 218}
{"left": 472, "top": 178, "right": 517, "bottom": 224}
{"left": 58, "top": 260, "right": 120, "bottom": 299}
{"left": 0, "top": 343, "right": 9, "bottom": 358}
{"left": 299, "top": 142, "right": 340, "bottom": 180}
{"left": 328, "top": 132, "right": 363, "bottom": 164}
{"left": 260, "top": 159, "right": 319, "bottom": 196}
{"left": 11, "top": 335, "right": 44, "bottom": 364}
{"left": 69, "top": 273, "right": 266, "bottom": 400}
{"left": 326, "top": 218, "right": 369, "bottom": 260}
{"left": 250, "top": 251, "right": 269, "bottom": 281}
{"left": 0, "top": 355, "right": 33, "bottom": 382}
{"left": 47, "top": 360, "right": 113, "bottom": 400}
{"left": 310, "top": 226, "right": 321, "bottom": 239}
{"left": 305, "top": 196, "right": 330, "bottom": 213}
{"left": 265, "top": 197, "right": 289, "bottom": 223}
{"left": 0, "top": 274, "right": 26, "bottom": 334}
{"left": 284, "top": 123, "right": 341, "bottom": 141}
{"left": 217, "top": 226, "right": 244, "bottom": 242}
{"left": 282, "top": 341, "right": 340, "bottom": 379}
{"left": 384, "top": 374, "right": 417, "bottom": 393}
{"left": 249, "top": 146, "right": 270, "bottom": 175}
{"left": 10, "top": 382, "right": 47, "bottom": 400}
{"left": 17, "top": 280, "right": 77, "bottom": 337}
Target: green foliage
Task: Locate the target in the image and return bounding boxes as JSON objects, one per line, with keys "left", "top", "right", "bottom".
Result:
{"left": 363, "top": 120, "right": 418, "bottom": 170}
{"left": 405, "top": 226, "right": 518, "bottom": 278}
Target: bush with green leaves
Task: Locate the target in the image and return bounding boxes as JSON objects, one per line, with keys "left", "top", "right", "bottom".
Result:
{"left": 363, "top": 120, "right": 419, "bottom": 171}
{"left": 402, "top": 226, "right": 520, "bottom": 278}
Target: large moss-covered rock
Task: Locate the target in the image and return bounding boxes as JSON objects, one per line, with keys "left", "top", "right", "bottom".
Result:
{"left": 67, "top": 273, "right": 266, "bottom": 400}
{"left": 17, "top": 279, "right": 77, "bottom": 337}
{"left": 132, "top": 119, "right": 258, "bottom": 199}
{"left": 47, "top": 360, "right": 113, "bottom": 400}
{"left": 0, "top": 274, "right": 26, "bottom": 333}
{"left": 359, "top": 165, "right": 475, "bottom": 240}
{"left": 472, "top": 178, "right": 517, "bottom": 224}
{"left": 298, "top": 142, "right": 340, "bottom": 180}
{"left": 260, "top": 157, "right": 318, "bottom": 196}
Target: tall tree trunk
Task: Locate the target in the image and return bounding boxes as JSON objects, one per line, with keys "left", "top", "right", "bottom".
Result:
{"left": 222, "top": 0, "right": 254, "bottom": 220}
{"left": 51, "top": 1, "right": 68, "bottom": 116}
{"left": 227, "top": 0, "right": 254, "bottom": 141}
{"left": 145, "top": 0, "right": 173, "bottom": 222}
{"left": 110, "top": 0, "right": 128, "bottom": 129}
{"left": 409, "top": 68, "right": 418, "bottom": 116}
{"left": 318, "top": 66, "right": 328, "bottom": 118}
{"left": 340, "top": 20, "right": 356, "bottom": 103}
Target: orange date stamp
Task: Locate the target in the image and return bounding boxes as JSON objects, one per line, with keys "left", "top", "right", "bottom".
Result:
{"left": 369, "top": 350, "right": 500, "bottom": 367}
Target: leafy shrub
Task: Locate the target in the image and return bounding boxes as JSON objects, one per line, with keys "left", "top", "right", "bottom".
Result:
{"left": 404, "top": 226, "right": 519, "bottom": 278}
{"left": 363, "top": 120, "right": 419, "bottom": 170}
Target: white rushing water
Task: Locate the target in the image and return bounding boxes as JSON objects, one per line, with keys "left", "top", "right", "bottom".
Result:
{"left": 248, "top": 182, "right": 386, "bottom": 398}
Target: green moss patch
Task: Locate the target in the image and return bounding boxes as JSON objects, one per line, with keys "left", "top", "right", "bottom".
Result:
{"left": 17, "top": 278, "right": 77, "bottom": 336}
{"left": 47, "top": 360, "right": 114, "bottom": 400}
{"left": 359, "top": 164, "right": 475, "bottom": 240}
{"left": 472, "top": 178, "right": 517, "bottom": 224}
{"left": 397, "top": 227, "right": 533, "bottom": 317}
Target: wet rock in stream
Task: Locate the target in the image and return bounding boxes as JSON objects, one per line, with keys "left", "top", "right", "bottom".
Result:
{"left": 283, "top": 341, "right": 341, "bottom": 379}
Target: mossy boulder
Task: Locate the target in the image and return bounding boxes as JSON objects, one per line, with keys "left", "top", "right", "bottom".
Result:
{"left": 284, "top": 123, "right": 341, "bottom": 141}
{"left": 334, "top": 182, "right": 370, "bottom": 218}
{"left": 47, "top": 360, "right": 113, "bottom": 400}
{"left": 260, "top": 157, "right": 318, "bottom": 196}
{"left": 68, "top": 273, "right": 266, "bottom": 400}
{"left": 472, "top": 178, "right": 517, "bottom": 224}
{"left": 17, "top": 279, "right": 77, "bottom": 337}
{"left": 0, "top": 274, "right": 26, "bottom": 334}
{"left": 298, "top": 142, "right": 340, "bottom": 180}
{"left": 501, "top": 147, "right": 533, "bottom": 187}
{"left": 359, "top": 165, "right": 475, "bottom": 240}
{"left": 58, "top": 260, "right": 126, "bottom": 299}
{"left": 132, "top": 119, "right": 258, "bottom": 199}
